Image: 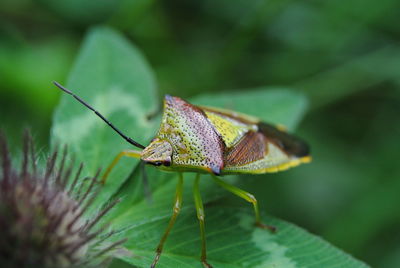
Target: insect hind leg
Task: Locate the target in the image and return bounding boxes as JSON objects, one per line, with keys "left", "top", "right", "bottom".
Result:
{"left": 211, "top": 175, "right": 276, "bottom": 232}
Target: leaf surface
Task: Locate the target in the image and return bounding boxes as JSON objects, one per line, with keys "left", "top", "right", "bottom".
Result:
{"left": 191, "top": 88, "right": 308, "bottom": 131}
{"left": 51, "top": 26, "right": 158, "bottom": 212}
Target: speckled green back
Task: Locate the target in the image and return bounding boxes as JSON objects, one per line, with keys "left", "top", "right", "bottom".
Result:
{"left": 157, "top": 95, "right": 224, "bottom": 174}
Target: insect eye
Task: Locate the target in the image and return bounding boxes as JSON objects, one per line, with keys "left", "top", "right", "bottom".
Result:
{"left": 149, "top": 160, "right": 171, "bottom": 167}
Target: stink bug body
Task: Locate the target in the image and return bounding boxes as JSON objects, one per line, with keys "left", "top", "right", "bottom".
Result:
{"left": 54, "top": 82, "right": 311, "bottom": 268}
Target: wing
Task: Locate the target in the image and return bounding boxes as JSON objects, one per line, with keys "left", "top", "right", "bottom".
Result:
{"left": 223, "top": 122, "right": 310, "bottom": 174}
{"left": 200, "top": 106, "right": 311, "bottom": 174}
{"left": 200, "top": 106, "right": 258, "bottom": 148}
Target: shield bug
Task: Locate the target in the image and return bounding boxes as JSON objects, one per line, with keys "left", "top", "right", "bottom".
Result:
{"left": 54, "top": 81, "right": 311, "bottom": 268}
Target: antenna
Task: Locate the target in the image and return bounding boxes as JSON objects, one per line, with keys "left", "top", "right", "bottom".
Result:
{"left": 53, "top": 81, "right": 146, "bottom": 150}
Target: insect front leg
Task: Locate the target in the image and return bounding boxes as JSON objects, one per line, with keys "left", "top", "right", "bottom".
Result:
{"left": 193, "top": 174, "right": 213, "bottom": 268}
{"left": 211, "top": 175, "right": 276, "bottom": 232}
{"left": 101, "top": 150, "right": 141, "bottom": 184}
{"left": 151, "top": 173, "right": 184, "bottom": 268}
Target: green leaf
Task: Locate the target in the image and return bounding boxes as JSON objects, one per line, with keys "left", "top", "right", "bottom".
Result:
{"left": 117, "top": 207, "right": 369, "bottom": 268}
{"left": 109, "top": 258, "right": 139, "bottom": 268}
{"left": 191, "top": 87, "right": 308, "bottom": 131}
{"left": 50, "top": 27, "right": 368, "bottom": 268}
{"left": 51, "top": 26, "right": 158, "bottom": 212}
{"left": 102, "top": 171, "right": 369, "bottom": 268}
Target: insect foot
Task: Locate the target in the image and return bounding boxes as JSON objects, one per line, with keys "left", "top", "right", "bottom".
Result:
{"left": 256, "top": 222, "right": 277, "bottom": 233}
{"left": 202, "top": 260, "right": 213, "bottom": 268}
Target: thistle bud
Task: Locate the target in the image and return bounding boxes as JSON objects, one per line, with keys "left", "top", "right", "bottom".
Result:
{"left": 0, "top": 132, "right": 126, "bottom": 268}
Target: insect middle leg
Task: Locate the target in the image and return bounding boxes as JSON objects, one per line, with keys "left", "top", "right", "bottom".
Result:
{"left": 211, "top": 175, "right": 276, "bottom": 232}
{"left": 151, "top": 173, "right": 184, "bottom": 268}
{"left": 193, "top": 174, "right": 213, "bottom": 268}
{"left": 101, "top": 150, "right": 141, "bottom": 184}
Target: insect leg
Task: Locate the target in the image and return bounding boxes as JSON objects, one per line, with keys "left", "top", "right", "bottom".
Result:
{"left": 151, "top": 173, "right": 184, "bottom": 268}
{"left": 211, "top": 175, "right": 276, "bottom": 232}
{"left": 193, "top": 174, "right": 212, "bottom": 268}
{"left": 101, "top": 150, "right": 141, "bottom": 184}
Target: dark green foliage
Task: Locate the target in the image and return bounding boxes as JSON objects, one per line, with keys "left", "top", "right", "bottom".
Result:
{"left": 1, "top": 1, "right": 399, "bottom": 267}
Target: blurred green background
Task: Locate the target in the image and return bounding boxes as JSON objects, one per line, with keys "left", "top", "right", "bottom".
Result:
{"left": 1, "top": 0, "right": 399, "bottom": 267}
